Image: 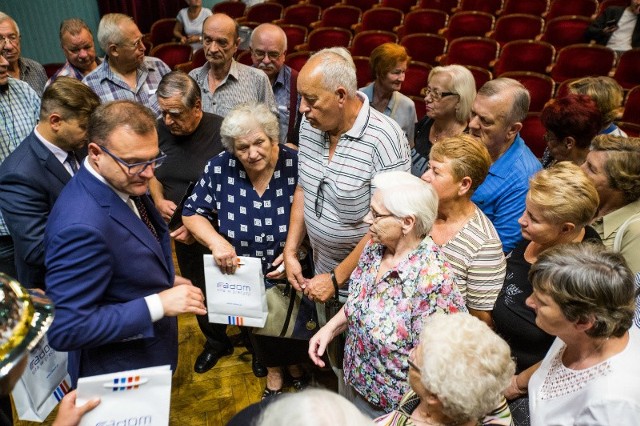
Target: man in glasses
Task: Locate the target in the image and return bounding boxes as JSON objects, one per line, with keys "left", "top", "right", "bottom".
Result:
{"left": 0, "top": 37, "right": 40, "bottom": 281}
{"left": 250, "top": 23, "right": 301, "bottom": 146}
{"left": 83, "top": 13, "right": 171, "bottom": 117}
{"left": 0, "top": 12, "right": 47, "bottom": 96}
{"left": 46, "top": 18, "right": 101, "bottom": 87}
{"left": 189, "top": 13, "right": 276, "bottom": 119}
{"left": 468, "top": 78, "right": 541, "bottom": 253}
{"left": 0, "top": 77, "right": 100, "bottom": 291}
{"left": 43, "top": 100, "right": 206, "bottom": 385}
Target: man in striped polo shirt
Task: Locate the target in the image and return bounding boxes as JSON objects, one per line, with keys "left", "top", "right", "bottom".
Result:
{"left": 283, "top": 47, "right": 411, "bottom": 310}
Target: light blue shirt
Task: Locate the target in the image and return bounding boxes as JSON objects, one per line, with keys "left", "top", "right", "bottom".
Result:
{"left": 360, "top": 83, "right": 417, "bottom": 145}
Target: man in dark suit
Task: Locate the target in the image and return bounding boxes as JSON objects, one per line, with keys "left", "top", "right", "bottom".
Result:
{"left": 586, "top": 0, "right": 640, "bottom": 53}
{"left": 0, "top": 77, "right": 100, "bottom": 289}
{"left": 44, "top": 100, "right": 207, "bottom": 385}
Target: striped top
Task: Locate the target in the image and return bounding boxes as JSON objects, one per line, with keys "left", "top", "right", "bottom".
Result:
{"left": 0, "top": 78, "right": 41, "bottom": 236}
{"left": 438, "top": 206, "right": 506, "bottom": 311}
{"left": 298, "top": 93, "right": 411, "bottom": 279}
{"left": 189, "top": 60, "right": 276, "bottom": 119}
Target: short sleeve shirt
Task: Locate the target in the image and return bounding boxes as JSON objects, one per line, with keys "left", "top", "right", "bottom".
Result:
{"left": 83, "top": 56, "right": 171, "bottom": 116}
{"left": 182, "top": 145, "right": 298, "bottom": 274}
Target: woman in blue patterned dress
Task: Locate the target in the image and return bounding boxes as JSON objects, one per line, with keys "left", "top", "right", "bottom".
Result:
{"left": 183, "top": 102, "right": 304, "bottom": 398}
{"left": 308, "top": 171, "right": 467, "bottom": 418}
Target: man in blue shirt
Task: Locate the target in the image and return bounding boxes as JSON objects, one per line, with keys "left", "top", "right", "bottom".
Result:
{"left": 469, "top": 78, "right": 542, "bottom": 253}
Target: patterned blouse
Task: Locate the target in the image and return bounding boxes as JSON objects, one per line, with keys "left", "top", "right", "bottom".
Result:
{"left": 343, "top": 236, "right": 467, "bottom": 412}
{"left": 182, "top": 145, "right": 298, "bottom": 274}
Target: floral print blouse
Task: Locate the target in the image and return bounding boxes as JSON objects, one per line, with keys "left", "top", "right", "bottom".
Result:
{"left": 343, "top": 236, "right": 467, "bottom": 412}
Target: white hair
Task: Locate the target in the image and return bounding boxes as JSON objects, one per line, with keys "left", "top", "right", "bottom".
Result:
{"left": 220, "top": 102, "right": 279, "bottom": 153}
{"left": 307, "top": 48, "right": 357, "bottom": 97}
{"left": 258, "top": 389, "right": 373, "bottom": 426}
{"left": 418, "top": 314, "right": 515, "bottom": 423}
{"left": 372, "top": 171, "right": 438, "bottom": 238}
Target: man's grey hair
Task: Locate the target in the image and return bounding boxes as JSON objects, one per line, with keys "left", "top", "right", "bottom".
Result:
{"left": 59, "top": 18, "right": 92, "bottom": 40}
{"left": 97, "top": 13, "right": 134, "bottom": 52}
{"left": 157, "top": 71, "right": 202, "bottom": 110}
{"left": 477, "top": 77, "right": 530, "bottom": 125}
{"left": 0, "top": 13, "right": 19, "bottom": 36}
{"left": 308, "top": 48, "right": 357, "bottom": 97}
{"left": 250, "top": 23, "right": 287, "bottom": 52}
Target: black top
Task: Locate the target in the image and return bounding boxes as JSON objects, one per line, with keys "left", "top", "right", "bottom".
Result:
{"left": 155, "top": 112, "right": 225, "bottom": 204}
{"left": 411, "top": 116, "right": 434, "bottom": 177}
{"left": 492, "top": 226, "right": 602, "bottom": 373}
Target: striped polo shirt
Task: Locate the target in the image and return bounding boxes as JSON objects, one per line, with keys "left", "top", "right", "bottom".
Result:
{"left": 298, "top": 92, "right": 411, "bottom": 283}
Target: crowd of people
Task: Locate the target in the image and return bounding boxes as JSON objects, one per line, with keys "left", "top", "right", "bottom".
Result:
{"left": 1, "top": 2, "right": 640, "bottom": 425}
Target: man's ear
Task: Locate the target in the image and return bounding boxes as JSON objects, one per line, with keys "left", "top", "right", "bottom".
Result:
{"left": 49, "top": 113, "right": 63, "bottom": 131}
{"left": 336, "top": 86, "right": 348, "bottom": 106}
{"left": 505, "top": 121, "right": 523, "bottom": 141}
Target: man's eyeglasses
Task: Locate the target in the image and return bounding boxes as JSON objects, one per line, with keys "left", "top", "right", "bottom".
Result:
{"left": 99, "top": 145, "right": 166, "bottom": 176}
{"left": 118, "top": 37, "right": 144, "bottom": 50}
{"left": 315, "top": 177, "right": 327, "bottom": 218}
{"left": 421, "top": 86, "right": 458, "bottom": 102}
{"left": 0, "top": 34, "right": 19, "bottom": 47}
{"left": 251, "top": 49, "right": 282, "bottom": 60}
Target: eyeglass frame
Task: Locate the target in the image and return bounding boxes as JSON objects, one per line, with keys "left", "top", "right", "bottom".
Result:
{"left": 0, "top": 34, "right": 19, "bottom": 47}
{"left": 251, "top": 48, "right": 283, "bottom": 60}
{"left": 407, "top": 348, "right": 421, "bottom": 373}
{"left": 421, "top": 86, "right": 458, "bottom": 101}
{"left": 98, "top": 145, "right": 167, "bottom": 176}
{"left": 366, "top": 207, "right": 397, "bottom": 222}
{"left": 116, "top": 36, "right": 144, "bottom": 50}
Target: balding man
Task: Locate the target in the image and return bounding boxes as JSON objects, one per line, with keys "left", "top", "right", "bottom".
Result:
{"left": 47, "top": 18, "right": 101, "bottom": 86}
{"left": 250, "top": 23, "right": 301, "bottom": 145}
{"left": 0, "top": 12, "right": 47, "bottom": 96}
{"left": 189, "top": 13, "right": 275, "bottom": 118}
{"left": 468, "top": 78, "right": 541, "bottom": 253}
{"left": 83, "top": 13, "right": 171, "bottom": 116}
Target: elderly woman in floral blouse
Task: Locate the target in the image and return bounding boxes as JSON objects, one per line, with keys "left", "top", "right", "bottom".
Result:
{"left": 308, "top": 171, "right": 467, "bottom": 418}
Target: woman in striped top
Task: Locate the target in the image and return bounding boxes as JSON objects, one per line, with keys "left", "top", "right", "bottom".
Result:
{"left": 421, "top": 134, "right": 506, "bottom": 326}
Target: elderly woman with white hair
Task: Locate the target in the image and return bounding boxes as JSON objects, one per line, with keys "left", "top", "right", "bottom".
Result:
{"left": 376, "top": 313, "right": 515, "bottom": 426}
{"left": 183, "top": 102, "right": 307, "bottom": 398}
{"left": 309, "top": 171, "right": 467, "bottom": 418}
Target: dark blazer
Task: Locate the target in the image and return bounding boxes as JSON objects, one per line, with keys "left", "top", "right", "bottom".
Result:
{"left": 44, "top": 164, "right": 177, "bottom": 386}
{"left": 0, "top": 131, "right": 73, "bottom": 289}
{"left": 586, "top": 6, "right": 640, "bottom": 48}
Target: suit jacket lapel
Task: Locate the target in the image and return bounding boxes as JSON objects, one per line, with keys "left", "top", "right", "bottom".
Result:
{"left": 77, "top": 167, "right": 172, "bottom": 276}
{"left": 29, "top": 133, "right": 72, "bottom": 186}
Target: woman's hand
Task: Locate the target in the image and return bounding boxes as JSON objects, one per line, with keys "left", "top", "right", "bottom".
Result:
{"left": 265, "top": 253, "right": 286, "bottom": 279}
{"left": 308, "top": 324, "right": 335, "bottom": 368}
{"left": 170, "top": 225, "right": 195, "bottom": 245}
{"left": 211, "top": 238, "right": 239, "bottom": 275}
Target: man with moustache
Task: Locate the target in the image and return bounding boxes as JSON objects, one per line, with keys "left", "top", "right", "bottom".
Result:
{"left": 250, "top": 23, "right": 300, "bottom": 145}
{"left": 0, "top": 77, "right": 100, "bottom": 290}
{"left": 0, "top": 12, "right": 47, "bottom": 96}
{"left": 189, "top": 13, "right": 275, "bottom": 118}
{"left": 468, "top": 78, "right": 541, "bottom": 253}
{"left": 44, "top": 100, "right": 206, "bottom": 385}
{"left": 150, "top": 71, "right": 226, "bottom": 373}
{"left": 83, "top": 13, "right": 170, "bottom": 116}
{"left": 47, "top": 18, "right": 101, "bottom": 86}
